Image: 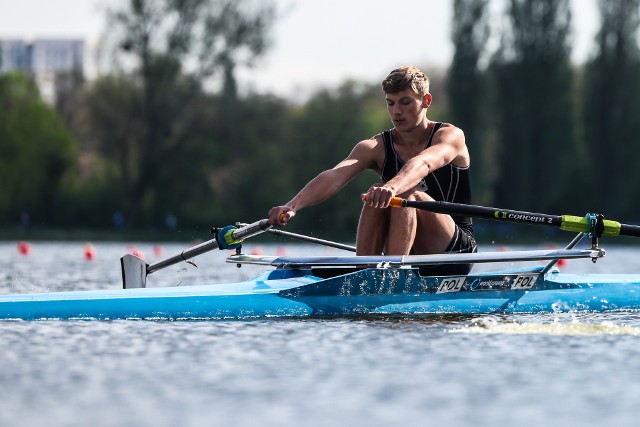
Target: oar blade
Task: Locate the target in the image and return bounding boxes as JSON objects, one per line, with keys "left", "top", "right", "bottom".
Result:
{"left": 121, "top": 254, "right": 148, "bottom": 289}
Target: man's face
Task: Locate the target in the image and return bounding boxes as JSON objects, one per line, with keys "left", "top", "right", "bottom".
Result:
{"left": 385, "top": 88, "right": 429, "bottom": 130}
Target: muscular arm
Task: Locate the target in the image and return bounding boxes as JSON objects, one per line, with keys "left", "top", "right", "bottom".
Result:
{"left": 364, "top": 125, "right": 468, "bottom": 208}
{"left": 269, "top": 138, "right": 381, "bottom": 225}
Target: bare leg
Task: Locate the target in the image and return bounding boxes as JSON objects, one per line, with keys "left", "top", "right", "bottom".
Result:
{"left": 381, "top": 190, "right": 456, "bottom": 255}
{"left": 385, "top": 201, "right": 417, "bottom": 255}
{"left": 410, "top": 192, "right": 456, "bottom": 254}
{"left": 356, "top": 188, "right": 456, "bottom": 256}
{"left": 356, "top": 202, "right": 389, "bottom": 255}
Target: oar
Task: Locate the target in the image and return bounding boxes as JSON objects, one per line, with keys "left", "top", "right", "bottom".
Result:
{"left": 388, "top": 197, "right": 640, "bottom": 238}
{"left": 121, "top": 219, "right": 272, "bottom": 289}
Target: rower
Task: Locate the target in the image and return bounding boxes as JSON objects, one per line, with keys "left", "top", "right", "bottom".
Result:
{"left": 268, "top": 66, "right": 477, "bottom": 276}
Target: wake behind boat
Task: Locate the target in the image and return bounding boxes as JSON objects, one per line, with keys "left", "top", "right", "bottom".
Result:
{"left": 1, "top": 198, "right": 640, "bottom": 320}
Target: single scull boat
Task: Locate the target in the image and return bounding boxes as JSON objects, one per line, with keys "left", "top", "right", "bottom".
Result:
{"left": 1, "top": 198, "right": 639, "bottom": 320}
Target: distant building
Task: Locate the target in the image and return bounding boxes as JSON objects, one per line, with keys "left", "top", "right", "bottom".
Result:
{"left": 0, "top": 39, "right": 31, "bottom": 72}
{"left": 0, "top": 38, "right": 84, "bottom": 102}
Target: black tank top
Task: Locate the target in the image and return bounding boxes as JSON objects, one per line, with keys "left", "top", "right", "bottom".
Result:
{"left": 380, "top": 123, "right": 474, "bottom": 234}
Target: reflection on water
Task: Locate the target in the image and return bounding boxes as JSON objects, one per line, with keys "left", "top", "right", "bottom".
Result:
{"left": 1, "top": 242, "right": 640, "bottom": 427}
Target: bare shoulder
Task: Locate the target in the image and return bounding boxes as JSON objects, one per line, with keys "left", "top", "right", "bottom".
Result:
{"left": 346, "top": 133, "right": 386, "bottom": 172}
{"left": 432, "top": 122, "right": 469, "bottom": 167}
{"left": 355, "top": 133, "right": 385, "bottom": 149}
{"left": 433, "top": 122, "right": 465, "bottom": 144}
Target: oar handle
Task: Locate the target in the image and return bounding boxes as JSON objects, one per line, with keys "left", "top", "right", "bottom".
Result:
{"left": 389, "top": 197, "right": 404, "bottom": 208}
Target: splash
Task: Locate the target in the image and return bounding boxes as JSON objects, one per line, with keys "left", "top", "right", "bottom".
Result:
{"left": 454, "top": 315, "right": 640, "bottom": 336}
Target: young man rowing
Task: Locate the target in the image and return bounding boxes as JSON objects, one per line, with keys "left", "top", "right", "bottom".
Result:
{"left": 268, "top": 65, "right": 477, "bottom": 275}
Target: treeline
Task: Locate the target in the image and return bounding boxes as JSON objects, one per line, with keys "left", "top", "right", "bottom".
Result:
{"left": 451, "top": 0, "right": 640, "bottom": 220}
{"left": 2, "top": 0, "right": 640, "bottom": 239}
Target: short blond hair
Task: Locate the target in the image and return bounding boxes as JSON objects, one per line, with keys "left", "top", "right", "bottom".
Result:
{"left": 381, "top": 66, "right": 430, "bottom": 97}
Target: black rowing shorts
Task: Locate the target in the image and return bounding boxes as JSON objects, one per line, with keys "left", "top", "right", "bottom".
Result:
{"left": 418, "top": 225, "right": 477, "bottom": 277}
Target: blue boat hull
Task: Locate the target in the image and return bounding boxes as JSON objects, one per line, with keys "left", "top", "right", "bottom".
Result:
{"left": 1, "top": 268, "right": 639, "bottom": 320}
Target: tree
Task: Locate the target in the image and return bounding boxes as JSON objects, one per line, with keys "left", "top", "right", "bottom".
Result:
{"left": 0, "top": 72, "right": 76, "bottom": 225}
{"left": 172, "top": 91, "right": 295, "bottom": 226}
{"left": 447, "top": 0, "right": 491, "bottom": 203}
{"left": 582, "top": 0, "right": 640, "bottom": 218}
{"left": 85, "top": 0, "right": 276, "bottom": 226}
{"left": 279, "top": 81, "right": 388, "bottom": 236}
{"left": 489, "top": 0, "right": 581, "bottom": 212}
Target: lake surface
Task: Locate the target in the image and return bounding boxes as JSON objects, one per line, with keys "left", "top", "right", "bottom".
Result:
{"left": 1, "top": 240, "right": 640, "bottom": 427}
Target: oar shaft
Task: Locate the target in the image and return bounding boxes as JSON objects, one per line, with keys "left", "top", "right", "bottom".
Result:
{"left": 391, "top": 197, "right": 640, "bottom": 238}
{"left": 147, "top": 219, "right": 271, "bottom": 274}
{"left": 394, "top": 198, "right": 563, "bottom": 228}
{"left": 619, "top": 223, "right": 640, "bottom": 238}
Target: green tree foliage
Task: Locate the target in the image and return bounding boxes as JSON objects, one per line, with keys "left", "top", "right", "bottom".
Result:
{"left": 447, "top": 0, "right": 491, "bottom": 203}
{"left": 8, "top": 0, "right": 640, "bottom": 241}
{"left": 85, "top": 0, "right": 276, "bottom": 226}
{"left": 582, "top": 0, "right": 640, "bottom": 219}
{"left": 277, "top": 82, "right": 389, "bottom": 237}
{"left": 489, "top": 0, "right": 582, "bottom": 212}
{"left": 81, "top": 74, "right": 211, "bottom": 225}
{"left": 0, "top": 73, "right": 76, "bottom": 226}
{"left": 191, "top": 92, "right": 296, "bottom": 225}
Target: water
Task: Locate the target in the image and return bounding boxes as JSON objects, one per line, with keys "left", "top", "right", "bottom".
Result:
{"left": 1, "top": 240, "right": 640, "bottom": 427}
